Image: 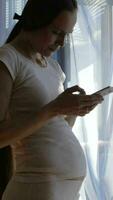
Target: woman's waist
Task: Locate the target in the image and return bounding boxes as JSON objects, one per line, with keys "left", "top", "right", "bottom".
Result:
{"left": 13, "top": 117, "right": 76, "bottom": 148}
{"left": 13, "top": 171, "right": 86, "bottom": 183}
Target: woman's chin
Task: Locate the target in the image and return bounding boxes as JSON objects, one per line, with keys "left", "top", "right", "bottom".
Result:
{"left": 43, "top": 48, "right": 55, "bottom": 57}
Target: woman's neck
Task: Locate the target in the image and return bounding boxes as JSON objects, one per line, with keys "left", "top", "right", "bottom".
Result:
{"left": 10, "top": 32, "right": 37, "bottom": 61}
{"left": 10, "top": 32, "right": 47, "bottom": 67}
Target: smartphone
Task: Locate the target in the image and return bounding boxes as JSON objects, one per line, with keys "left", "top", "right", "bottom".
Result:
{"left": 93, "top": 86, "right": 113, "bottom": 96}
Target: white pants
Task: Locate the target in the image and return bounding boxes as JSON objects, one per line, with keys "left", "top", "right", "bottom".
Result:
{"left": 2, "top": 175, "right": 81, "bottom": 200}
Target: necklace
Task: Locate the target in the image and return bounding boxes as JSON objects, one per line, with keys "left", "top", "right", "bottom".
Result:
{"left": 36, "top": 53, "right": 47, "bottom": 68}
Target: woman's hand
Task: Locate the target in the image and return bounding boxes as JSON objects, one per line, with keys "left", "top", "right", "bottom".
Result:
{"left": 49, "top": 85, "right": 103, "bottom": 117}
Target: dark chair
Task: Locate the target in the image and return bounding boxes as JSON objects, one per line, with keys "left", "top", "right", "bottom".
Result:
{"left": 0, "top": 146, "right": 13, "bottom": 199}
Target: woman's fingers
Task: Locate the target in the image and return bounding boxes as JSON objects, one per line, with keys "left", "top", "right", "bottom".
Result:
{"left": 79, "top": 94, "right": 103, "bottom": 106}
{"left": 79, "top": 102, "right": 101, "bottom": 116}
{"left": 66, "top": 86, "right": 103, "bottom": 104}
{"left": 51, "top": 88, "right": 104, "bottom": 116}
{"left": 66, "top": 85, "right": 86, "bottom": 95}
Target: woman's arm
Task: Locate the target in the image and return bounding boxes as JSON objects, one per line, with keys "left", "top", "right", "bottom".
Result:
{"left": 0, "top": 62, "right": 103, "bottom": 148}
{"left": 0, "top": 105, "right": 54, "bottom": 148}
{"left": 0, "top": 62, "right": 54, "bottom": 148}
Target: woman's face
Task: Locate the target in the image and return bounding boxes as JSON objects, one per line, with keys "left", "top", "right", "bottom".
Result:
{"left": 27, "top": 10, "right": 77, "bottom": 56}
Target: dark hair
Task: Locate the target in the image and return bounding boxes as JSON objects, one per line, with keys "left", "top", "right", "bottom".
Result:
{"left": 6, "top": 0, "right": 77, "bottom": 43}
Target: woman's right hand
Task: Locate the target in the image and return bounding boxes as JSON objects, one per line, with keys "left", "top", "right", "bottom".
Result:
{"left": 49, "top": 85, "right": 104, "bottom": 117}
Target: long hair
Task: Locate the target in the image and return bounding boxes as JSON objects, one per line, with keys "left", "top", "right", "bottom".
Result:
{"left": 6, "top": 0, "right": 77, "bottom": 43}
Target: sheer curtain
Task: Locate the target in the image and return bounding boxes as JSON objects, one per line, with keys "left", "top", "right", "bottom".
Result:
{"left": 1, "top": 0, "right": 113, "bottom": 199}
{"left": 63, "top": 0, "right": 113, "bottom": 199}
{"left": 0, "top": 0, "right": 27, "bottom": 46}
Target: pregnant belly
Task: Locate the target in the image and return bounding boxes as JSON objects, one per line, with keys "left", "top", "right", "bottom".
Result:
{"left": 13, "top": 118, "right": 86, "bottom": 179}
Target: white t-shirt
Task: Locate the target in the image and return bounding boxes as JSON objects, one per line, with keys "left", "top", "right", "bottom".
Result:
{"left": 0, "top": 44, "right": 86, "bottom": 181}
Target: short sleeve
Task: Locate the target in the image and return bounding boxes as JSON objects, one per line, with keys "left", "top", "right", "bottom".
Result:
{"left": 0, "top": 45, "right": 19, "bottom": 80}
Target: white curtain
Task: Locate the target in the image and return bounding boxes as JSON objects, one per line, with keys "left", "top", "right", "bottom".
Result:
{"left": 0, "top": 0, "right": 27, "bottom": 46}
{"left": 64, "top": 0, "right": 113, "bottom": 199}
{"left": 1, "top": 0, "right": 113, "bottom": 199}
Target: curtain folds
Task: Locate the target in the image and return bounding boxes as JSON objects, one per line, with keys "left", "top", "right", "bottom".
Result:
{"left": 0, "top": 0, "right": 27, "bottom": 46}
{"left": 62, "top": 0, "right": 113, "bottom": 199}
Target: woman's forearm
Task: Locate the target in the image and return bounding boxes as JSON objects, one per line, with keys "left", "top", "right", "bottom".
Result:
{"left": 0, "top": 104, "right": 55, "bottom": 148}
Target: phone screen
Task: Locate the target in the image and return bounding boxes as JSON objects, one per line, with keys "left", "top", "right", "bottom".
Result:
{"left": 93, "top": 86, "right": 113, "bottom": 96}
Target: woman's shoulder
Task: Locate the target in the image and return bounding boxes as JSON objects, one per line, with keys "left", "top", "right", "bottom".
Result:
{"left": 0, "top": 43, "right": 16, "bottom": 53}
{"left": 0, "top": 43, "right": 19, "bottom": 61}
{"left": 0, "top": 43, "right": 22, "bottom": 80}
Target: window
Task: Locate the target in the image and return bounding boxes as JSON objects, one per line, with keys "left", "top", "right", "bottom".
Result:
{"left": 0, "top": 0, "right": 27, "bottom": 45}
